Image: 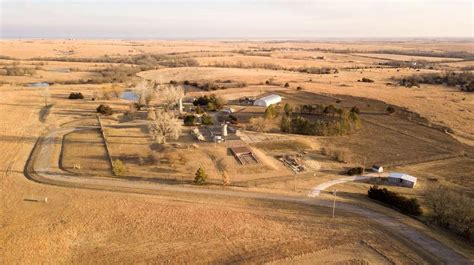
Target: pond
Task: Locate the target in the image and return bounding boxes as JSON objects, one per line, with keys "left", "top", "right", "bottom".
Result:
{"left": 121, "top": 90, "right": 139, "bottom": 101}
{"left": 28, "top": 82, "right": 50, "bottom": 88}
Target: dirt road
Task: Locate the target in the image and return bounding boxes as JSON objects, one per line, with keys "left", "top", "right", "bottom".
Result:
{"left": 26, "top": 126, "right": 472, "bottom": 265}
{"left": 308, "top": 175, "right": 381, "bottom": 197}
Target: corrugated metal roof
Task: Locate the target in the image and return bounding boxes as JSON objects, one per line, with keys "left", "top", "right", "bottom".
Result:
{"left": 389, "top": 172, "right": 417, "bottom": 183}
{"left": 255, "top": 94, "right": 281, "bottom": 103}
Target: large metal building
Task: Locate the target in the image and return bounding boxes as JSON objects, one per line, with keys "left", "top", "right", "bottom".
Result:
{"left": 253, "top": 94, "right": 282, "bottom": 107}
{"left": 388, "top": 173, "right": 417, "bottom": 188}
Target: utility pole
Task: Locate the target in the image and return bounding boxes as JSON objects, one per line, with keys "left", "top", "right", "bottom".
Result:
{"left": 294, "top": 172, "right": 297, "bottom": 192}
{"left": 362, "top": 156, "right": 366, "bottom": 175}
{"left": 332, "top": 189, "right": 337, "bottom": 218}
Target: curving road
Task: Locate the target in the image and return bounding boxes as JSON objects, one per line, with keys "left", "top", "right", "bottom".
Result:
{"left": 25, "top": 126, "right": 471, "bottom": 265}
{"left": 308, "top": 174, "right": 384, "bottom": 197}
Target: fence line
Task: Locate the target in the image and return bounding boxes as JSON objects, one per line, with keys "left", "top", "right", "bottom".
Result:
{"left": 97, "top": 115, "right": 115, "bottom": 175}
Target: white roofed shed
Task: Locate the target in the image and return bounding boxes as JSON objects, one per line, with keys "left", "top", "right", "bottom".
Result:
{"left": 388, "top": 173, "right": 417, "bottom": 188}
{"left": 253, "top": 94, "right": 282, "bottom": 107}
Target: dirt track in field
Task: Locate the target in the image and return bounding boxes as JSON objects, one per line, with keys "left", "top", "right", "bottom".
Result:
{"left": 23, "top": 124, "right": 471, "bottom": 264}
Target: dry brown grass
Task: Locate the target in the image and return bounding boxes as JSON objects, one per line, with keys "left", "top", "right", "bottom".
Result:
{"left": 1, "top": 39, "right": 473, "bottom": 263}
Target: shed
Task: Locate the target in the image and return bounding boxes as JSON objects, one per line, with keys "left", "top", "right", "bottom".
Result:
{"left": 253, "top": 94, "right": 282, "bottom": 107}
{"left": 229, "top": 146, "right": 258, "bottom": 165}
{"left": 388, "top": 173, "right": 417, "bottom": 188}
{"left": 372, "top": 165, "right": 384, "bottom": 173}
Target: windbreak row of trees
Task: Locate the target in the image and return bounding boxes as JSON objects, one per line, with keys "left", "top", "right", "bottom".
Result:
{"left": 281, "top": 104, "right": 362, "bottom": 136}
{"left": 206, "top": 61, "right": 338, "bottom": 75}
{"left": 397, "top": 71, "right": 474, "bottom": 92}
{"left": 29, "top": 53, "right": 195, "bottom": 67}
{"left": 0, "top": 65, "right": 36, "bottom": 76}
{"left": 368, "top": 186, "right": 422, "bottom": 216}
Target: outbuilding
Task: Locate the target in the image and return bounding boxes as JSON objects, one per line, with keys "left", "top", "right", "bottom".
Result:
{"left": 253, "top": 94, "right": 282, "bottom": 107}
{"left": 388, "top": 173, "right": 417, "bottom": 188}
{"left": 372, "top": 165, "right": 384, "bottom": 173}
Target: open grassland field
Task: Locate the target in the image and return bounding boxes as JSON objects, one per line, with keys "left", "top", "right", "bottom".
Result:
{"left": 1, "top": 39, "right": 473, "bottom": 263}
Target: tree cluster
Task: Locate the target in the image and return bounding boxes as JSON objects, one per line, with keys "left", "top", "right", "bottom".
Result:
{"left": 0, "top": 65, "right": 36, "bottom": 76}
{"left": 148, "top": 109, "right": 182, "bottom": 144}
{"left": 368, "top": 186, "right": 422, "bottom": 216}
{"left": 68, "top": 92, "right": 84, "bottom": 99}
{"left": 347, "top": 167, "right": 363, "bottom": 176}
{"left": 192, "top": 94, "right": 224, "bottom": 111}
{"left": 96, "top": 104, "right": 113, "bottom": 115}
{"left": 194, "top": 167, "right": 207, "bottom": 185}
{"left": 424, "top": 186, "right": 474, "bottom": 241}
{"left": 398, "top": 71, "right": 474, "bottom": 92}
{"left": 281, "top": 104, "right": 362, "bottom": 136}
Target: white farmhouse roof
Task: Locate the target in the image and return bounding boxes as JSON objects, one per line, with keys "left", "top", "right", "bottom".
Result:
{"left": 389, "top": 173, "right": 417, "bottom": 183}
{"left": 253, "top": 94, "right": 282, "bottom": 107}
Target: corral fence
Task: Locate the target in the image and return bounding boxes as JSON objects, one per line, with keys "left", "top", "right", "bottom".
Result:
{"left": 97, "top": 115, "right": 115, "bottom": 175}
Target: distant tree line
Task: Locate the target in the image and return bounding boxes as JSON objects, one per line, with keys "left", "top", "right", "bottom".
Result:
{"left": 206, "top": 61, "right": 338, "bottom": 75}
{"left": 0, "top": 65, "right": 36, "bottom": 76}
{"left": 183, "top": 80, "right": 246, "bottom": 91}
{"left": 372, "top": 49, "right": 474, "bottom": 60}
{"left": 397, "top": 71, "right": 474, "bottom": 92}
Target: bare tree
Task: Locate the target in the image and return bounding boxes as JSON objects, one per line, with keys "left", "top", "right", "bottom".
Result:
{"left": 41, "top": 86, "right": 50, "bottom": 107}
{"left": 135, "top": 80, "right": 156, "bottom": 107}
{"left": 148, "top": 109, "right": 182, "bottom": 144}
{"left": 222, "top": 172, "right": 230, "bottom": 187}
{"left": 249, "top": 117, "right": 267, "bottom": 132}
{"left": 158, "top": 84, "right": 184, "bottom": 109}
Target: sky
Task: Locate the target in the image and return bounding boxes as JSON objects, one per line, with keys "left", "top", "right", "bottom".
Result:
{"left": 0, "top": 0, "right": 472, "bottom": 39}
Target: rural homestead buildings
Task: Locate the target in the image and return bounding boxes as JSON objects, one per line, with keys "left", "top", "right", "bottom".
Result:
{"left": 372, "top": 165, "right": 384, "bottom": 173}
{"left": 388, "top": 173, "right": 417, "bottom": 188}
{"left": 254, "top": 94, "right": 282, "bottom": 107}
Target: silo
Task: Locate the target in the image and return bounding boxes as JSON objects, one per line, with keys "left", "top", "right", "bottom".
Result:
{"left": 222, "top": 123, "right": 228, "bottom": 137}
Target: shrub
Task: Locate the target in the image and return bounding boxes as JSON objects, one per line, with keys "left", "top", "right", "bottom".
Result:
{"left": 68, "top": 92, "right": 84, "bottom": 99}
{"left": 195, "top": 106, "right": 204, "bottom": 114}
{"left": 284, "top": 82, "right": 290, "bottom": 88}
{"left": 284, "top": 103, "right": 293, "bottom": 116}
{"left": 350, "top": 106, "right": 360, "bottom": 114}
{"left": 249, "top": 117, "right": 267, "bottom": 132}
{"left": 206, "top": 102, "right": 216, "bottom": 111}
{"left": 347, "top": 167, "right": 363, "bottom": 176}
{"left": 360, "top": 77, "right": 374, "bottom": 83}
{"left": 112, "top": 159, "right": 127, "bottom": 175}
{"left": 194, "top": 167, "right": 207, "bottom": 185}
{"left": 201, "top": 114, "right": 213, "bottom": 125}
{"left": 368, "top": 186, "right": 422, "bottom": 216}
{"left": 96, "top": 104, "right": 113, "bottom": 115}
{"left": 228, "top": 114, "right": 238, "bottom": 124}
{"left": 184, "top": 115, "right": 197, "bottom": 126}
{"left": 264, "top": 105, "right": 280, "bottom": 119}
{"left": 296, "top": 86, "right": 303, "bottom": 90}
{"left": 386, "top": 106, "right": 395, "bottom": 114}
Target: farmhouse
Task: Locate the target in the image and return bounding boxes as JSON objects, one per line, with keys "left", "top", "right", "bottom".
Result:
{"left": 253, "top": 94, "right": 282, "bottom": 107}
{"left": 388, "top": 173, "right": 417, "bottom": 188}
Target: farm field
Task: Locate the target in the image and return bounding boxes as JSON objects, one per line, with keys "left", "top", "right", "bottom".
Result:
{"left": 1, "top": 39, "right": 473, "bottom": 263}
